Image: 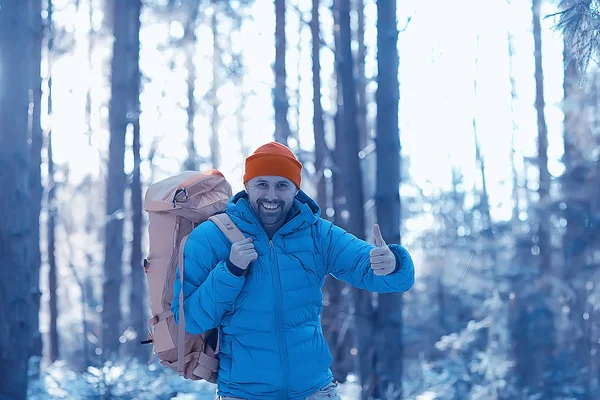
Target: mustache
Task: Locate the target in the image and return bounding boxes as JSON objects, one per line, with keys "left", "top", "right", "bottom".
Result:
{"left": 257, "top": 199, "right": 284, "bottom": 206}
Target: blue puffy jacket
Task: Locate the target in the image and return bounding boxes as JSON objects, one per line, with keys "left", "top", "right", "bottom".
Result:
{"left": 172, "top": 190, "right": 415, "bottom": 399}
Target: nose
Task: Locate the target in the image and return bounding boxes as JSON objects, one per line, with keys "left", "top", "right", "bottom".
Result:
{"left": 265, "top": 185, "right": 277, "bottom": 201}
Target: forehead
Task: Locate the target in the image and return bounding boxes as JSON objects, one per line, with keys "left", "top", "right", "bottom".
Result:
{"left": 248, "top": 176, "right": 293, "bottom": 185}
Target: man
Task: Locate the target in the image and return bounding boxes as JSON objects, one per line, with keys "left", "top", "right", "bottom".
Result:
{"left": 172, "top": 142, "right": 415, "bottom": 400}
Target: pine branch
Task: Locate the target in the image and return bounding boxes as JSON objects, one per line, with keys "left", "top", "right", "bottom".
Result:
{"left": 549, "top": 0, "right": 600, "bottom": 75}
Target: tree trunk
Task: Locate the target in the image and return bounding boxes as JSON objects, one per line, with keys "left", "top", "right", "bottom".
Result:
{"left": 354, "top": 0, "right": 368, "bottom": 150}
{"left": 374, "top": 0, "right": 403, "bottom": 397}
{"left": 210, "top": 9, "right": 221, "bottom": 169}
{"left": 85, "top": 0, "right": 95, "bottom": 143}
{"left": 562, "top": 37, "right": 592, "bottom": 396}
{"left": 506, "top": 6, "right": 521, "bottom": 231}
{"left": 323, "top": 0, "right": 358, "bottom": 384}
{"left": 515, "top": 4, "right": 555, "bottom": 396}
{"left": 473, "top": 128, "right": 491, "bottom": 227}
{"left": 273, "top": 0, "right": 291, "bottom": 145}
{"left": 44, "top": 0, "right": 59, "bottom": 364}
{"left": 47, "top": 132, "right": 60, "bottom": 363}
{"left": 338, "top": 0, "right": 371, "bottom": 397}
{"left": 590, "top": 75, "right": 600, "bottom": 397}
{"left": 184, "top": 1, "right": 199, "bottom": 171}
{"left": 29, "top": 0, "right": 45, "bottom": 375}
{"left": 294, "top": 13, "right": 303, "bottom": 146}
{"left": 103, "top": 0, "right": 141, "bottom": 357}
{"left": 236, "top": 94, "right": 250, "bottom": 159}
{"left": 0, "top": 0, "right": 33, "bottom": 396}
{"left": 332, "top": 0, "right": 346, "bottom": 232}
{"left": 337, "top": 0, "right": 364, "bottom": 240}
{"left": 228, "top": 13, "right": 250, "bottom": 161}
{"left": 532, "top": 0, "right": 551, "bottom": 270}
{"left": 129, "top": 112, "right": 146, "bottom": 359}
{"left": 472, "top": 35, "right": 491, "bottom": 228}
{"left": 562, "top": 43, "right": 582, "bottom": 171}
{"left": 324, "top": 1, "right": 350, "bottom": 384}
{"left": 234, "top": 70, "right": 250, "bottom": 160}
{"left": 128, "top": 0, "right": 146, "bottom": 360}
{"left": 311, "top": 0, "right": 328, "bottom": 213}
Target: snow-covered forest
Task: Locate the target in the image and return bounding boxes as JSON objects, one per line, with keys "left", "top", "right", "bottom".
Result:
{"left": 1, "top": 0, "right": 599, "bottom": 399}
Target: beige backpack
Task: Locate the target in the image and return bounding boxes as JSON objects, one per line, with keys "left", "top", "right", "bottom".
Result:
{"left": 142, "top": 169, "right": 244, "bottom": 382}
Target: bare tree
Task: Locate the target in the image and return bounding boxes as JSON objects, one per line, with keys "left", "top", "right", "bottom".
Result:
{"left": 29, "top": 0, "right": 45, "bottom": 373}
{"left": 128, "top": 0, "right": 146, "bottom": 360}
{"left": 506, "top": 0, "right": 522, "bottom": 231}
{"left": 231, "top": 50, "right": 250, "bottom": 161}
{"left": 374, "top": 1, "right": 403, "bottom": 397}
{"left": 311, "top": 0, "right": 328, "bottom": 213}
{"left": 331, "top": 0, "right": 347, "bottom": 232}
{"left": 561, "top": 36, "right": 595, "bottom": 397}
{"left": 44, "top": 0, "right": 60, "bottom": 364}
{"left": 47, "top": 131, "right": 60, "bottom": 363}
{"left": 312, "top": 0, "right": 351, "bottom": 383}
{"left": 336, "top": 0, "right": 364, "bottom": 244}
{"left": 0, "top": 0, "right": 34, "bottom": 397}
{"left": 85, "top": 0, "right": 96, "bottom": 143}
{"left": 533, "top": 0, "right": 551, "bottom": 271}
{"left": 354, "top": 0, "right": 368, "bottom": 150}
{"left": 472, "top": 35, "right": 492, "bottom": 228}
{"left": 510, "top": 3, "right": 556, "bottom": 396}
{"left": 293, "top": 9, "right": 303, "bottom": 146}
{"left": 324, "top": 0, "right": 362, "bottom": 384}
{"left": 337, "top": 0, "right": 372, "bottom": 397}
{"left": 210, "top": 5, "right": 222, "bottom": 169}
{"left": 103, "top": 0, "right": 142, "bottom": 357}
{"left": 274, "top": 0, "right": 291, "bottom": 144}
{"left": 183, "top": 0, "right": 200, "bottom": 171}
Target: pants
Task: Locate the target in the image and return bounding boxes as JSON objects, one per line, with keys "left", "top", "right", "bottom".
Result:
{"left": 218, "top": 381, "right": 342, "bottom": 400}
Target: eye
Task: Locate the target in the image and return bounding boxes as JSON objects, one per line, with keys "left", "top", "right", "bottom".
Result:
{"left": 277, "top": 183, "right": 289, "bottom": 189}
{"left": 257, "top": 182, "right": 268, "bottom": 188}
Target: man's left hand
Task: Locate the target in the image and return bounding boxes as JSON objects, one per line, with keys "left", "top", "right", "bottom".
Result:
{"left": 370, "top": 224, "right": 395, "bottom": 276}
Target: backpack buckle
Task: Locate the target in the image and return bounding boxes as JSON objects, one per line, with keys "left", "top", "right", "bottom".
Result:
{"left": 173, "top": 188, "right": 188, "bottom": 207}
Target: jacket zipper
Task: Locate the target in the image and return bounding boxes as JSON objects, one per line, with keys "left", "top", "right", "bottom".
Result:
{"left": 270, "top": 239, "right": 289, "bottom": 398}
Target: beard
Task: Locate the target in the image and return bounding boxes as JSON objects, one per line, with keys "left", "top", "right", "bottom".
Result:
{"left": 254, "top": 199, "right": 289, "bottom": 227}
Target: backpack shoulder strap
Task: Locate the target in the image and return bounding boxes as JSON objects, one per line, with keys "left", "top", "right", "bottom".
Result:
{"left": 177, "top": 234, "right": 190, "bottom": 374}
{"left": 208, "top": 213, "right": 245, "bottom": 243}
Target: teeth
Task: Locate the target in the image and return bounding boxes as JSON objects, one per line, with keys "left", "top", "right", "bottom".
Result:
{"left": 262, "top": 203, "right": 280, "bottom": 210}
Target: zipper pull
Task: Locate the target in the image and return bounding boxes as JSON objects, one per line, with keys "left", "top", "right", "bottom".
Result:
{"left": 269, "top": 240, "right": 274, "bottom": 249}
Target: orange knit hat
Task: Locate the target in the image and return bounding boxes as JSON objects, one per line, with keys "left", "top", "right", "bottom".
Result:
{"left": 243, "top": 142, "right": 303, "bottom": 188}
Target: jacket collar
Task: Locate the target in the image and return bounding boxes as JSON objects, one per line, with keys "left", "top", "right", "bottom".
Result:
{"left": 226, "top": 190, "right": 320, "bottom": 237}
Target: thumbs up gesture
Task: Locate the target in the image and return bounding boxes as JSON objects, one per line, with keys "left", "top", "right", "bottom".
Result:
{"left": 370, "top": 224, "right": 396, "bottom": 276}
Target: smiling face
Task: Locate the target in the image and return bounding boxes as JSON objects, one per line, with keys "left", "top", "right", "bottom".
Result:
{"left": 245, "top": 175, "right": 298, "bottom": 233}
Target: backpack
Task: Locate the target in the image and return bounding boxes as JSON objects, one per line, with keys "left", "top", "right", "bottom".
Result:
{"left": 142, "top": 169, "right": 245, "bottom": 382}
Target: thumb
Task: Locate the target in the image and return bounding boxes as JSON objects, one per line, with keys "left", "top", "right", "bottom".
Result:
{"left": 373, "top": 224, "right": 386, "bottom": 247}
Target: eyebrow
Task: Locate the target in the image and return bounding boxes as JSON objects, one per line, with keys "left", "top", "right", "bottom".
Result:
{"left": 255, "top": 180, "right": 290, "bottom": 184}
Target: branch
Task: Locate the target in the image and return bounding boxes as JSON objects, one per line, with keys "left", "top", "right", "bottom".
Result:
{"left": 289, "top": 3, "right": 335, "bottom": 54}
{"left": 400, "top": 16, "right": 412, "bottom": 33}
{"left": 548, "top": 0, "right": 600, "bottom": 75}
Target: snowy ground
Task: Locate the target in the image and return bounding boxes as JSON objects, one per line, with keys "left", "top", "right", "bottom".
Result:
{"left": 171, "top": 380, "right": 362, "bottom": 400}
{"left": 27, "top": 359, "right": 364, "bottom": 399}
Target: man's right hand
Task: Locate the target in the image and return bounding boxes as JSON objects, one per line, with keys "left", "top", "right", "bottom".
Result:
{"left": 229, "top": 238, "right": 258, "bottom": 270}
